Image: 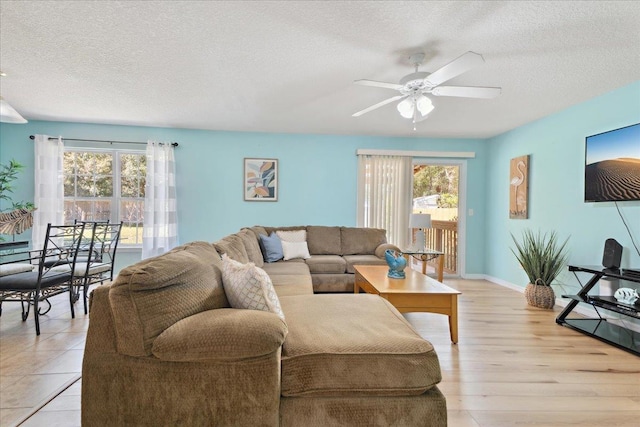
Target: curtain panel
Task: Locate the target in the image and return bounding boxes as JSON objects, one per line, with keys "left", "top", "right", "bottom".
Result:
{"left": 356, "top": 154, "right": 412, "bottom": 249}
{"left": 142, "top": 141, "right": 178, "bottom": 259}
{"left": 32, "top": 135, "right": 64, "bottom": 249}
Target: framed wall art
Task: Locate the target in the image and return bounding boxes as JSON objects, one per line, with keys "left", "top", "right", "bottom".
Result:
{"left": 509, "top": 155, "right": 529, "bottom": 219}
{"left": 244, "top": 158, "right": 278, "bottom": 201}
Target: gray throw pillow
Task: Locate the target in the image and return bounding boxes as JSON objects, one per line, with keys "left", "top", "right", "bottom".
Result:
{"left": 259, "top": 232, "right": 284, "bottom": 263}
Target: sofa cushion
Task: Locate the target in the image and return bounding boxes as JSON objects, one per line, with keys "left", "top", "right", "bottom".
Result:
{"left": 341, "top": 227, "right": 387, "bottom": 255}
{"left": 264, "top": 225, "right": 306, "bottom": 235}
{"left": 213, "top": 234, "right": 249, "bottom": 263}
{"left": 311, "top": 273, "right": 354, "bottom": 293}
{"left": 221, "top": 255, "right": 285, "bottom": 321}
{"left": 109, "top": 241, "right": 229, "bottom": 357}
{"left": 305, "top": 255, "right": 346, "bottom": 274}
{"left": 259, "top": 232, "right": 284, "bottom": 263}
{"left": 237, "top": 229, "right": 264, "bottom": 267}
{"left": 281, "top": 240, "right": 311, "bottom": 261}
{"left": 244, "top": 225, "right": 268, "bottom": 240}
{"left": 261, "top": 261, "right": 310, "bottom": 276}
{"left": 277, "top": 229, "right": 307, "bottom": 243}
{"left": 269, "top": 274, "right": 314, "bottom": 297}
{"left": 343, "top": 254, "right": 388, "bottom": 274}
{"left": 307, "top": 226, "right": 341, "bottom": 255}
{"left": 279, "top": 294, "right": 441, "bottom": 397}
{"left": 152, "top": 308, "right": 287, "bottom": 362}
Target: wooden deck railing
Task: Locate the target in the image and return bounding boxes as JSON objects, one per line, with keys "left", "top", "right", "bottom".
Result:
{"left": 425, "top": 220, "right": 458, "bottom": 274}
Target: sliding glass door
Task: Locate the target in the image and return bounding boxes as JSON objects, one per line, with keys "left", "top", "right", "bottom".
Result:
{"left": 411, "top": 160, "right": 465, "bottom": 276}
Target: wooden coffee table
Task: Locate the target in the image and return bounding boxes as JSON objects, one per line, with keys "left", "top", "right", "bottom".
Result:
{"left": 354, "top": 265, "right": 462, "bottom": 343}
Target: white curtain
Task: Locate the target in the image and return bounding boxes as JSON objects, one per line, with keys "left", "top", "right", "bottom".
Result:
{"left": 357, "top": 154, "right": 412, "bottom": 249}
{"left": 142, "top": 141, "right": 178, "bottom": 259}
{"left": 32, "top": 135, "right": 64, "bottom": 249}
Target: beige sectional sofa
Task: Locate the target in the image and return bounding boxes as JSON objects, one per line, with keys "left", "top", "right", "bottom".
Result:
{"left": 217, "top": 225, "right": 401, "bottom": 293}
{"left": 82, "top": 228, "right": 447, "bottom": 426}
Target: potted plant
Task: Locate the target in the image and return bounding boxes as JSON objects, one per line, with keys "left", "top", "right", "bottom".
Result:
{"left": 510, "top": 229, "right": 569, "bottom": 309}
{"left": 0, "top": 159, "right": 36, "bottom": 239}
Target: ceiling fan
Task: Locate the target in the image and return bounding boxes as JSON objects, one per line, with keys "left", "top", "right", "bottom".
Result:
{"left": 352, "top": 51, "right": 501, "bottom": 127}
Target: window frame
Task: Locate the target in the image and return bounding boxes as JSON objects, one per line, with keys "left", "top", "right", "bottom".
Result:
{"left": 63, "top": 146, "right": 146, "bottom": 248}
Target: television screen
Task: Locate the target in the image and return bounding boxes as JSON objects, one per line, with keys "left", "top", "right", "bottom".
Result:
{"left": 585, "top": 123, "right": 640, "bottom": 202}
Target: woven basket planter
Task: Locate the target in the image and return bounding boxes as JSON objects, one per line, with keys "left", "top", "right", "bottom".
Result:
{"left": 524, "top": 283, "right": 555, "bottom": 309}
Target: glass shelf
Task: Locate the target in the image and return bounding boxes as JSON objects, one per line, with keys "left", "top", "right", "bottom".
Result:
{"left": 557, "top": 265, "right": 640, "bottom": 357}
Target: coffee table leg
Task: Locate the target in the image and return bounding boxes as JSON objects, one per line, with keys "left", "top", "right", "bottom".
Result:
{"left": 449, "top": 295, "right": 458, "bottom": 344}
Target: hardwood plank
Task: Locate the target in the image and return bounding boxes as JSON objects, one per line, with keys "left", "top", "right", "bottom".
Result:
{"left": 2, "top": 278, "right": 639, "bottom": 427}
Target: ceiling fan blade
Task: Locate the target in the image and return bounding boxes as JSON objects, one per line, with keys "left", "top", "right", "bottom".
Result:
{"left": 423, "top": 51, "right": 485, "bottom": 87}
{"left": 354, "top": 79, "right": 403, "bottom": 91}
{"left": 352, "top": 95, "right": 406, "bottom": 117}
{"left": 431, "top": 86, "right": 501, "bottom": 98}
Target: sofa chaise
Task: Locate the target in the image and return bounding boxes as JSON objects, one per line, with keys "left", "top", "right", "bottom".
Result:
{"left": 81, "top": 227, "right": 447, "bottom": 426}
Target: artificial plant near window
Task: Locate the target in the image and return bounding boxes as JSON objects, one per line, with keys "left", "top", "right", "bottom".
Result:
{"left": 0, "top": 159, "right": 36, "bottom": 238}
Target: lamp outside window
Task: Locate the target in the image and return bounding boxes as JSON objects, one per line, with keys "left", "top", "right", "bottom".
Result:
{"left": 409, "top": 213, "right": 431, "bottom": 251}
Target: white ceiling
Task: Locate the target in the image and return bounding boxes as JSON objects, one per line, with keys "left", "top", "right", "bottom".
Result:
{"left": 1, "top": 1, "right": 639, "bottom": 139}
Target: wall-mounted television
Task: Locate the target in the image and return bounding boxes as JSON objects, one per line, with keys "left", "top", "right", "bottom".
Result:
{"left": 585, "top": 123, "right": 640, "bottom": 202}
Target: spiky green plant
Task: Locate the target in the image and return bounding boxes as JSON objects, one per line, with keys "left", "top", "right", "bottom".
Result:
{"left": 510, "top": 229, "right": 569, "bottom": 286}
{"left": 0, "top": 159, "right": 34, "bottom": 211}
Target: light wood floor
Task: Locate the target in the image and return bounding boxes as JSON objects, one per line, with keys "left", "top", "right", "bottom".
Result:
{"left": 1, "top": 278, "right": 639, "bottom": 426}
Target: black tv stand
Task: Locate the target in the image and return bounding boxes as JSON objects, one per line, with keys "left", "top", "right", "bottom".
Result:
{"left": 556, "top": 265, "right": 640, "bottom": 356}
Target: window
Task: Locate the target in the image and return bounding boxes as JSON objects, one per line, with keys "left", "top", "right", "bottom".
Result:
{"left": 63, "top": 149, "right": 146, "bottom": 246}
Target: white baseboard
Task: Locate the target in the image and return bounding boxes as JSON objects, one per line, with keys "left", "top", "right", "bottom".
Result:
{"left": 459, "top": 273, "right": 485, "bottom": 280}
{"left": 483, "top": 275, "right": 640, "bottom": 333}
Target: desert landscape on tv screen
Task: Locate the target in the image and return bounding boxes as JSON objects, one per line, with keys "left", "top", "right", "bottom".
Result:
{"left": 585, "top": 124, "right": 640, "bottom": 202}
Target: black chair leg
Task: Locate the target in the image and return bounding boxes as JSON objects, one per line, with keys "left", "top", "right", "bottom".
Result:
{"left": 69, "top": 283, "right": 76, "bottom": 319}
{"left": 34, "top": 296, "right": 40, "bottom": 336}
{"left": 83, "top": 282, "right": 89, "bottom": 315}
{"left": 20, "top": 295, "right": 31, "bottom": 321}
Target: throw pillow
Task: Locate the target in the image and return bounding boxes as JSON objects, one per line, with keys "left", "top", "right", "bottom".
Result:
{"left": 281, "top": 240, "right": 311, "bottom": 261}
{"left": 276, "top": 229, "right": 307, "bottom": 243}
{"left": 259, "top": 232, "right": 284, "bottom": 263}
{"left": 221, "top": 255, "right": 285, "bottom": 321}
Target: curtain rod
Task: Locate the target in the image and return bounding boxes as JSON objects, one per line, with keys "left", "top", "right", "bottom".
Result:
{"left": 356, "top": 149, "right": 475, "bottom": 158}
{"left": 29, "top": 135, "right": 179, "bottom": 147}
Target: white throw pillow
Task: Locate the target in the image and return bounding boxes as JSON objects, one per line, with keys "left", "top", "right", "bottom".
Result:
{"left": 220, "top": 255, "right": 285, "bottom": 321}
{"left": 281, "top": 240, "right": 311, "bottom": 261}
{"left": 276, "top": 230, "right": 306, "bottom": 243}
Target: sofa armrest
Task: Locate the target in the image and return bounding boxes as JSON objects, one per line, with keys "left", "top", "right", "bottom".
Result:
{"left": 152, "top": 308, "right": 288, "bottom": 362}
{"left": 375, "top": 243, "right": 402, "bottom": 259}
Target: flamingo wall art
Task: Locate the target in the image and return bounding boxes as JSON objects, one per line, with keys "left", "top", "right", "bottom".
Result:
{"left": 509, "top": 155, "right": 529, "bottom": 219}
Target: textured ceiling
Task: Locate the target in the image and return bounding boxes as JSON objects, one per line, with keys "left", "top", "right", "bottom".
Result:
{"left": 1, "top": 1, "right": 639, "bottom": 139}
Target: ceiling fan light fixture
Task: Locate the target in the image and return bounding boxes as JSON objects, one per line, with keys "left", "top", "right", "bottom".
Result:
{"left": 0, "top": 97, "right": 28, "bottom": 124}
{"left": 416, "top": 95, "right": 433, "bottom": 116}
{"left": 397, "top": 97, "right": 414, "bottom": 119}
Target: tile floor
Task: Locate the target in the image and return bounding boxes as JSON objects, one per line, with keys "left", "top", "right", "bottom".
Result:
{"left": 1, "top": 290, "right": 89, "bottom": 427}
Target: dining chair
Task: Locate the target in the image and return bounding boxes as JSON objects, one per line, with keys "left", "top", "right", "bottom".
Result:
{"left": 0, "top": 223, "right": 87, "bottom": 335}
{"left": 52, "top": 221, "right": 123, "bottom": 314}
{"left": 78, "top": 221, "right": 122, "bottom": 314}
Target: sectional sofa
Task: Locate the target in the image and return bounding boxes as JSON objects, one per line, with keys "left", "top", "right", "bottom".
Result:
{"left": 215, "top": 225, "right": 401, "bottom": 293}
{"left": 81, "top": 226, "right": 447, "bottom": 426}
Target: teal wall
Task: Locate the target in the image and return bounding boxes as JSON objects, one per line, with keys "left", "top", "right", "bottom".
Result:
{"left": 0, "top": 121, "right": 488, "bottom": 273}
{"left": 485, "top": 81, "right": 640, "bottom": 292}
{"left": 3, "top": 80, "right": 638, "bottom": 282}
